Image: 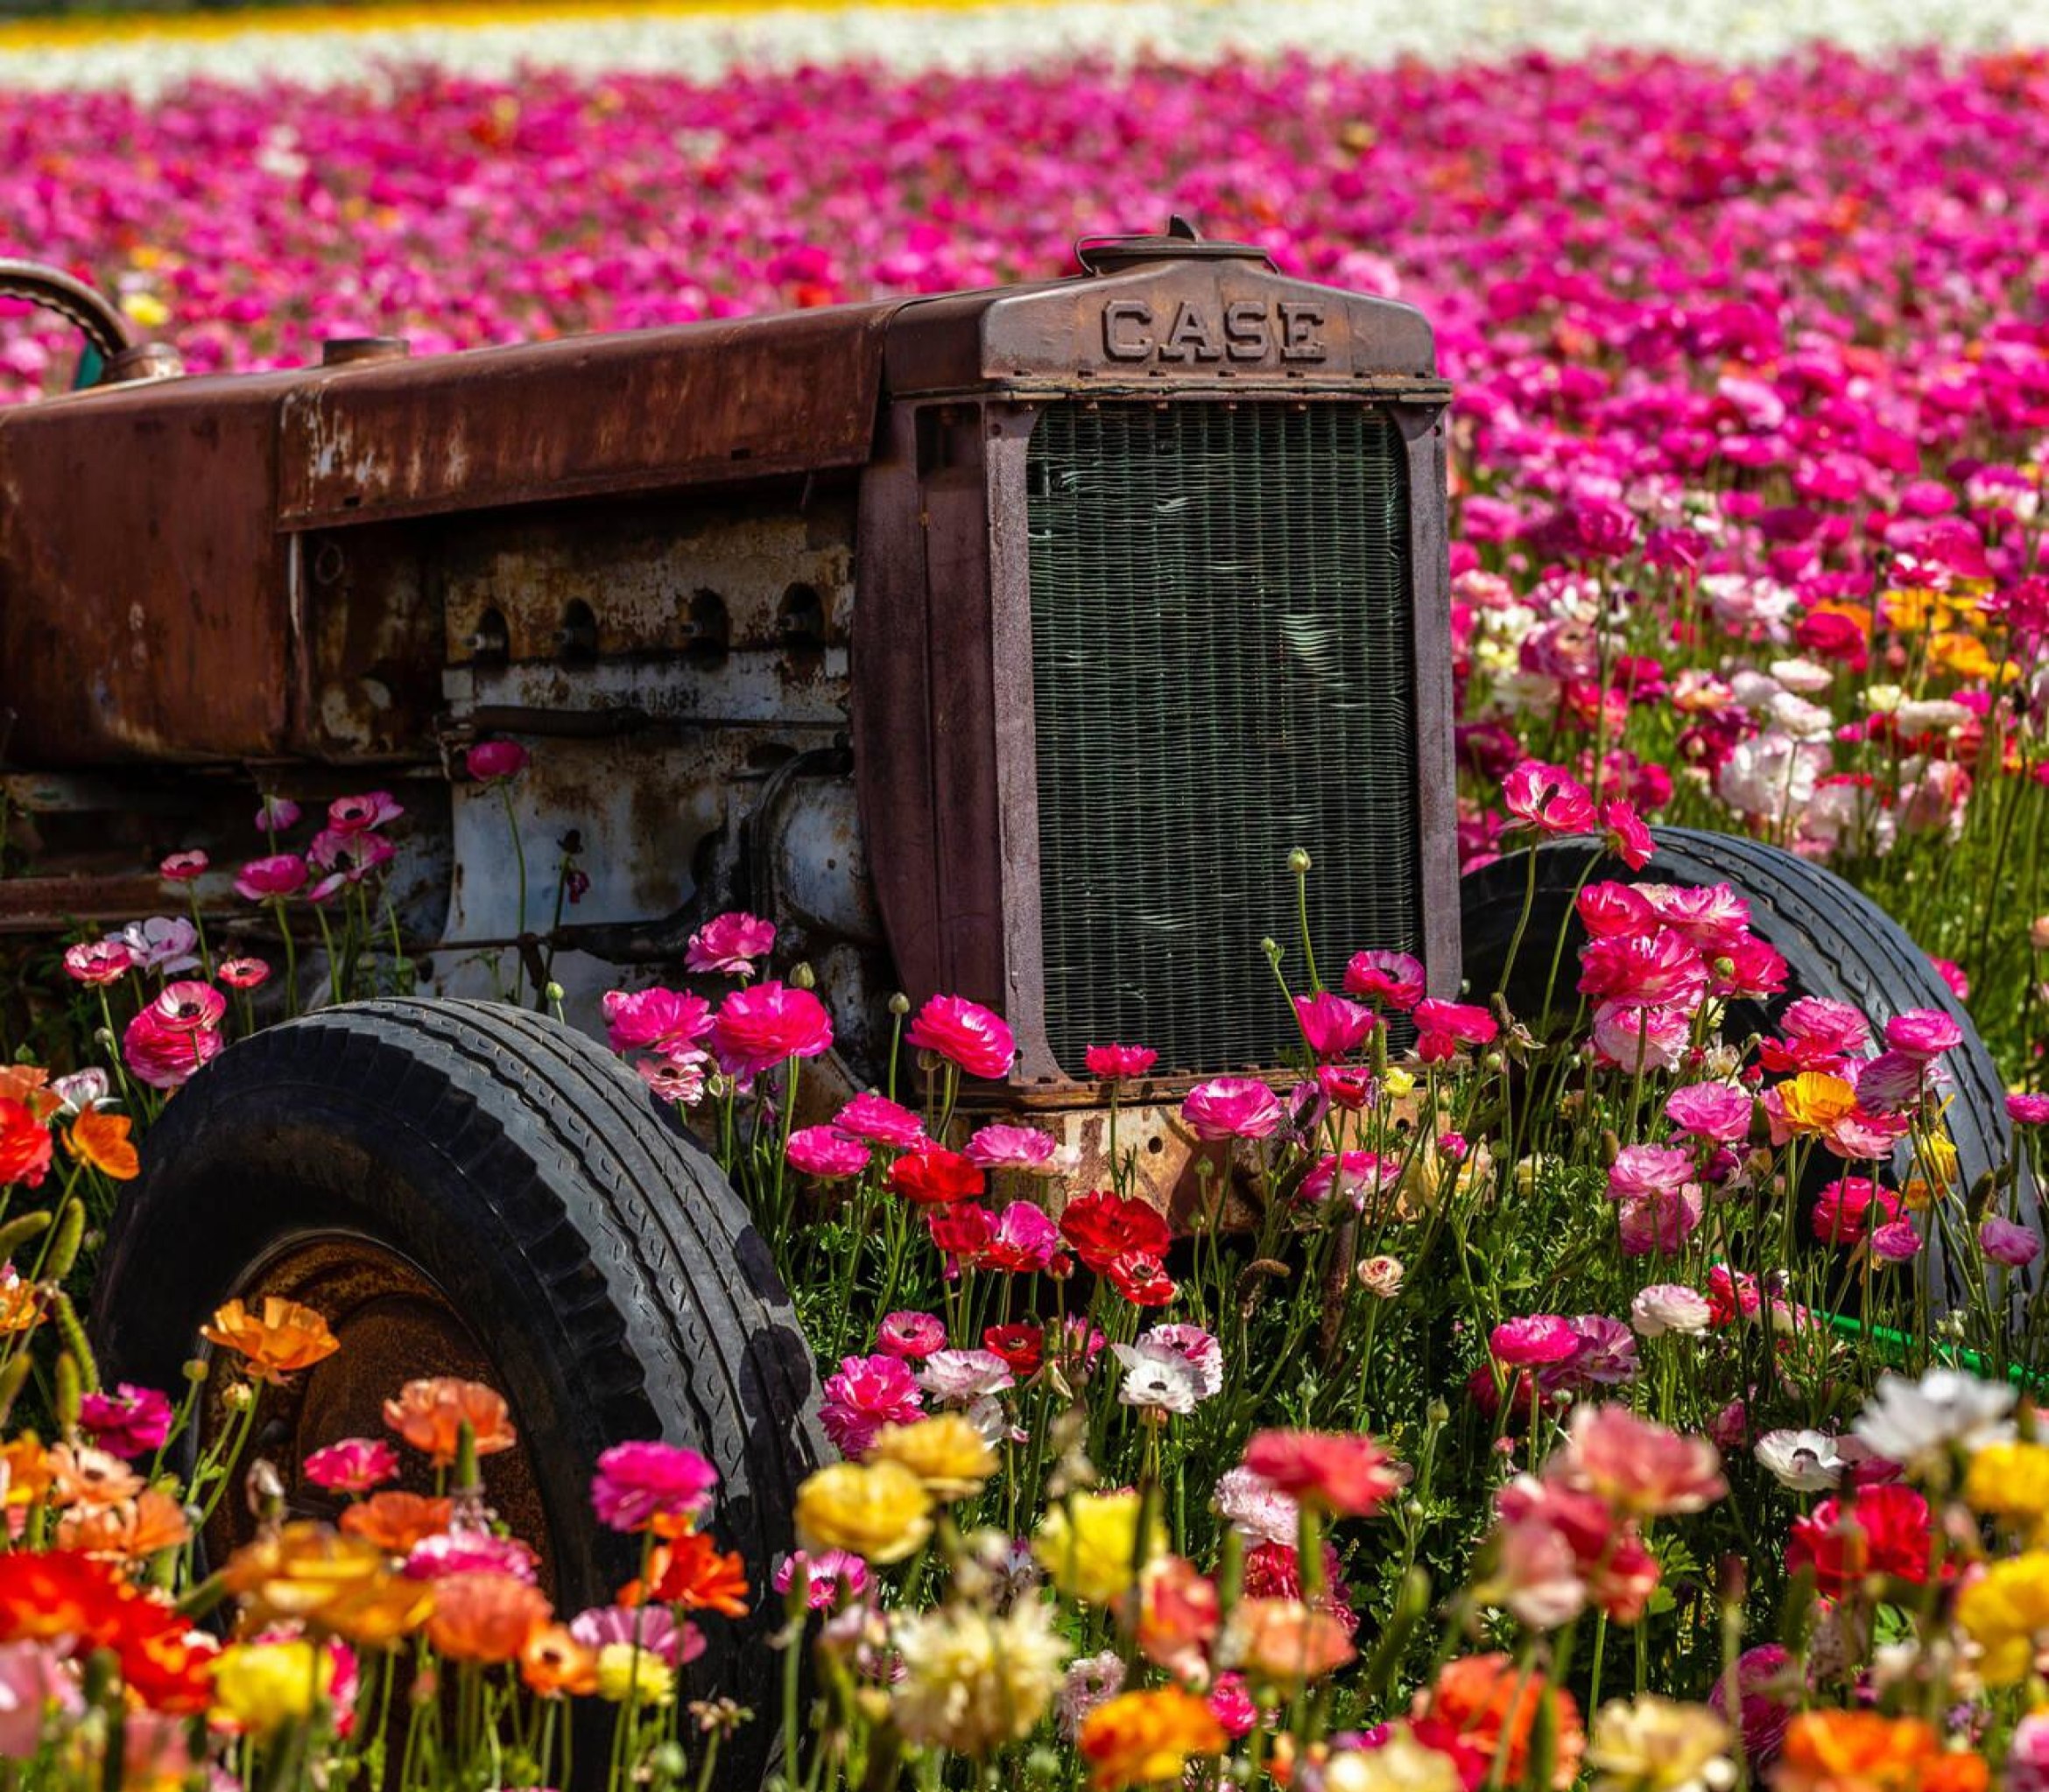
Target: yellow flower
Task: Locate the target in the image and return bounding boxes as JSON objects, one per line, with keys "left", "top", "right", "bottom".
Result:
{"left": 1956, "top": 1554, "right": 2049, "bottom": 1685}
{"left": 1964, "top": 1443, "right": 2049, "bottom": 1539}
{"left": 213, "top": 1640, "right": 333, "bottom": 1733}
{"left": 1585, "top": 1696, "right": 1735, "bottom": 1792}
{"left": 122, "top": 292, "right": 169, "bottom": 330}
{"left": 1033, "top": 1491, "right": 1163, "bottom": 1607}
{"left": 594, "top": 1641, "right": 674, "bottom": 1706}
{"left": 867, "top": 1415, "right": 997, "bottom": 1502}
{"left": 1919, "top": 1135, "right": 1960, "bottom": 1191}
{"left": 793, "top": 1461, "right": 933, "bottom": 1565}
{"left": 222, "top": 1521, "right": 433, "bottom": 1646}
{"left": 890, "top": 1599, "right": 1069, "bottom": 1754}
{"left": 1773, "top": 1073, "right": 1858, "bottom": 1137}
{"left": 1381, "top": 1068, "right": 1417, "bottom": 1100}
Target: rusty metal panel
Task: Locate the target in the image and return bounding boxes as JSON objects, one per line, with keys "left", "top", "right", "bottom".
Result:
{"left": 278, "top": 306, "right": 901, "bottom": 530}
{"left": 0, "top": 372, "right": 301, "bottom": 765}
{"left": 884, "top": 253, "right": 1444, "bottom": 397}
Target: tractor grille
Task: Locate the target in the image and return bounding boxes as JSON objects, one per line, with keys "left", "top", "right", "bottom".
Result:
{"left": 1024, "top": 401, "right": 1420, "bottom": 1076}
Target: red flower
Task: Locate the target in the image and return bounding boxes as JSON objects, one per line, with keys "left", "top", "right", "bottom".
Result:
{"left": 1059, "top": 1190, "right": 1171, "bottom": 1273}
{"left": 1786, "top": 1484, "right": 1935, "bottom": 1598}
{"left": 904, "top": 994, "right": 1016, "bottom": 1080}
{"left": 1105, "top": 1251, "right": 1177, "bottom": 1307}
{"left": 982, "top": 1324, "right": 1045, "bottom": 1376}
{"left": 0, "top": 1100, "right": 51, "bottom": 1189}
{"left": 925, "top": 1201, "right": 995, "bottom": 1261}
{"left": 1084, "top": 1044, "right": 1158, "bottom": 1080}
{"left": 1241, "top": 1429, "right": 1403, "bottom": 1517}
{"left": 889, "top": 1148, "right": 984, "bottom": 1206}
{"left": 708, "top": 981, "right": 834, "bottom": 1079}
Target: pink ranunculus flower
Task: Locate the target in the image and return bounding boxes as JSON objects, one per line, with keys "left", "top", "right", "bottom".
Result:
{"left": 1854, "top": 1051, "right": 1927, "bottom": 1114}
{"left": 1576, "top": 881, "right": 1657, "bottom": 939}
{"left": 1591, "top": 1001, "right": 1691, "bottom": 1073}
{"left": 2007, "top": 1711, "right": 2049, "bottom": 1792}
{"left": 1182, "top": 1077, "right": 1285, "bottom": 1141}
{"left": 589, "top": 1441, "right": 719, "bottom": 1533}
{"left": 709, "top": 981, "right": 834, "bottom": 1079}
{"left": 0, "top": 1641, "right": 81, "bottom": 1759}
{"left": 1633, "top": 883, "right": 1751, "bottom": 955}
{"left": 1556, "top": 1402, "right": 1729, "bottom": 1516}
{"left": 405, "top": 1531, "right": 539, "bottom": 1583}
{"left": 1084, "top": 1043, "right": 1158, "bottom": 1079}
{"left": 978, "top": 1201, "right": 1061, "bottom": 1274}
{"left": 1870, "top": 1220, "right": 1924, "bottom": 1264}
{"left": 774, "top": 1549, "right": 870, "bottom": 1613}
{"left": 466, "top": 740, "right": 529, "bottom": 782}
{"left": 217, "top": 957, "right": 271, "bottom": 989}
{"left": 637, "top": 1053, "right": 709, "bottom": 1107}
{"left": 235, "top": 854, "right": 308, "bottom": 903}
{"left": 1607, "top": 1144, "right": 1696, "bottom": 1203}
{"left": 1601, "top": 800, "right": 1655, "bottom": 870}
{"left": 1300, "top": 1150, "right": 1395, "bottom": 1208}
{"left": 1579, "top": 930, "right": 1709, "bottom": 1011}
{"left": 820, "top": 1353, "right": 925, "bottom": 1456}
{"left": 1489, "top": 1315, "right": 1580, "bottom": 1367}
{"left": 1411, "top": 999, "right": 1497, "bottom": 1063}
{"left": 1292, "top": 991, "right": 1378, "bottom": 1059}
{"left": 1502, "top": 760, "right": 1597, "bottom": 834}
{"left": 835, "top": 1092, "right": 927, "bottom": 1148}
{"left": 115, "top": 917, "right": 201, "bottom": 975}
{"left": 123, "top": 984, "right": 228, "bottom": 1091}
{"left": 1884, "top": 1008, "right": 1964, "bottom": 1060}
{"left": 1980, "top": 1215, "right": 2043, "bottom": 1268}
{"left": 327, "top": 791, "right": 405, "bottom": 834}
{"left": 303, "top": 1437, "right": 402, "bottom": 1493}
{"left": 1778, "top": 995, "right": 1871, "bottom": 1057}
{"left": 904, "top": 994, "right": 1016, "bottom": 1080}
{"left": 1664, "top": 1082, "right": 1754, "bottom": 1142}
{"left": 1341, "top": 950, "right": 1426, "bottom": 1011}
{"left": 158, "top": 849, "right": 209, "bottom": 881}
{"left": 63, "top": 940, "right": 135, "bottom": 986}
{"left": 602, "top": 987, "right": 713, "bottom": 1055}
{"left": 571, "top": 1603, "right": 695, "bottom": 1667}
{"left": 964, "top": 1125, "right": 1059, "bottom": 1175}
{"left": 78, "top": 1383, "right": 174, "bottom": 1458}
{"left": 685, "top": 911, "right": 776, "bottom": 976}
{"left": 1811, "top": 1177, "right": 1898, "bottom": 1246}
{"left": 874, "top": 1311, "right": 947, "bottom": 1360}
{"left": 254, "top": 797, "right": 301, "bottom": 833}
{"left": 786, "top": 1126, "right": 870, "bottom": 1179}
{"left": 2011, "top": 1095, "right": 2049, "bottom": 1127}
{"left": 915, "top": 1348, "right": 1013, "bottom": 1405}
{"left": 1617, "top": 1189, "right": 1704, "bottom": 1256}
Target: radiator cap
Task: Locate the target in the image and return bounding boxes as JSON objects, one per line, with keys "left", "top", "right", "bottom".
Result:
{"left": 1074, "top": 214, "right": 1274, "bottom": 277}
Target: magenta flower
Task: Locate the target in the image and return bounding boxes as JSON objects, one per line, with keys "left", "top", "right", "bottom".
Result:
{"left": 785, "top": 1126, "right": 870, "bottom": 1179}
{"left": 589, "top": 1440, "right": 719, "bottom": 1533}
{"left": 62, "top": 941, "right": 135, "bottom": 987}
{"left": 602, "top": 987, "right": 714, "bottom": 1056}
{"left": 1412, "top": 999, "right": 1498, "bottom": 1063}
{"left": 1870, "top": 1220, "right": 1924, "bottom": 1264}
{"left": 254, "top": 797, "right": 301, "bottom": 834}
{"left": 1083, "top": 1043, "right": 1158, "bottom": 1080}
{"left": 1503, "top": 760, "right": 1597, "bottom": 835}
{"left": 685, "top": 911, "right": 776, "bottom": 975}
{"left": 2012, "top": 1095, "right": 2049, "bottom": 1127}
{"left": 963, "top": 1124, "right": 1059, "bottom": 1174}
{"left": 709, "top": 981, "right": 834, "bottom": 1079}
{"left": 303, "top": 1437, "right": 402, "bottom": 1493}
{"left": 78, "top": 1384, "right": 173, "bottom": 1458}
{"left": 1811, "top": 1177, "right": 1898, "bottom": 1246}
{"left": 874, "top": 1311, "right": 947, "bottom": 1360}
{"left": 1664, "top": 1083, "right": 1754, "bottom": 1142}
{"left": 1592, "top": 1001, "right": 1691, "bottom": 1074}
{"left": 774, "top": 1549, "right": 870, "bottom": 1612}
{"left": 217, "top": 958, "right": 271, "bottom": 990}
{"left": 819, "top": 1353, "right": 924, "bottom": 1457}
{"left": 1341, "top": 950, "right": 1426, "bottom": 1012}
{"left": 904, "top": 994, "right": 1015, "bottom": 1080}
{"left": 835, "top": 1092, "right": 927, "bottom": 1148}
{"left": 123, "top": 983, "right": 228, "bottom": 1092}
{"left": 1636, "top": 884, "right": 1752, "bottom": 955}
{"left": 1292, "top": 991, "right": 1378, "bottom": 1059}
{"left": 1300, "top": 1150, "right": 1395, "bottom": 1207}
{"left": 1181, "top": 1076, "right": 1285, "bottom": 1142}
{"left": 405, "top": 1532, "right": 539, "bottom": 1583}
{"left": 1579, "top": 931, "right": 1709, "bottom": 1012}
{"left": 1576, "top": 882, "right": 1658, "bottom": 939}
{"left": 1607, "top": 1144, "right": 1697, "bottom": 1203}
{"left": 327, "top": 792, "right": 405, "bottom": 834}
{"left": 1980, "top": 1215, "right": 2042, "bottom": 1268}
{"left": 571, "top": 1603, "right": 697, "bottom": 1666}
{"left": 1884, "top": 1009, "right": 1964, "bottom": 1060}
{"left": 466, "top": 740, "right": 529, "bottom": 782}
{"left": 1617, "top": 1190, "right": 1705, "bottom": 1257}
{"left": 1489, "top": 1315, "right": 1581, "bottom": 1367}
{"left": 158, "top": 849, "right": 209, "bottom": 882}
{"left": 977, "top": 1201, "right": 1060, "bottom": 1273}
{"left": 235, "top": 854, "right": 308, "bottom": 903}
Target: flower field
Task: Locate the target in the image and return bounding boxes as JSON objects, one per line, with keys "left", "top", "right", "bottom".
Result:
{"left": 3, "top": 8, "right": 2049, "bottom": 1792}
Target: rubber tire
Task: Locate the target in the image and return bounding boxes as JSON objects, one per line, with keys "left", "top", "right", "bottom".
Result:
{"left": 1459, "top": 826, "right": 2031, "bottom": 1304}
{"left": 93, "top": 997, "right": 825, "bottom": 1757}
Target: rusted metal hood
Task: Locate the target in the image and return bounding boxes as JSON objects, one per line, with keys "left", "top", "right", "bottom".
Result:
{"left": 278, "top": 301, "right": 903, "bottom": 528}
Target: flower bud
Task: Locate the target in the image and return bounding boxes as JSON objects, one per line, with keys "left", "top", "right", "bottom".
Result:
{"left": 544, "top": 980, "right": 566, "bottom": 1003}
{"left": 222, "top": 1381, "right": 255, "bottom": 1412}
{"left": 888, "top": 992, "right": 911, "bottom": 1015}
{"left": 1286, "top": 847, "right": 1312, "bottom": 875}
{"left": 791, "top": 961, "right": 816, "bottom": 991}
{"left": 183, "top": 1359, "right": 209, "bottom": 1384}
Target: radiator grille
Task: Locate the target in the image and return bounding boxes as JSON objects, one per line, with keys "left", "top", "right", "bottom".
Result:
{"left": 1024, "top": 402, "right": 1420, "bottom": 1075}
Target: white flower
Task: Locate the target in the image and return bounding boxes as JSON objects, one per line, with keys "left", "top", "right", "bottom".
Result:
{"left": 1769, "top": 657, "right": 1834, "bottom": 694}
{"left": 1212, "top": 1465, "right": 1299, "bottom": 1547}
{"left": 1137, "top": 1324, "right": 1223, "bottom": 1397}
{"left": 1894, "top": 698, "right": 1973, "bottom": 735}
{"left": 1630, "top": 1284, "right": 1712, "bottom": 1339}
{"left": 1054, "top": 1650, "right": 1124, "bottom": 1739}
{"left": 1754, "top": 1429, "right": 1846, "bottom": 1492}
{"left": 1110, "top": 1341, "right": 1204, "bottom": 1415}
{"left": 1358, "top": 1254, "right": 1405, "bottom": 1298}
{"left": 1852, "top": 1368, "right": 2016, "bottom": 1473}
{"left": 917, "top": 1349, "right": 1014, "bottom": 1405}
{"left": 1768, "top": 690, "right": 1835, "bottom": 741}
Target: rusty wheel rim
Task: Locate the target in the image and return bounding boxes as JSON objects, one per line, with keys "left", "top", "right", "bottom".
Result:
{"left": 198, "top": 1232, "right": 557, "bottom": 1590}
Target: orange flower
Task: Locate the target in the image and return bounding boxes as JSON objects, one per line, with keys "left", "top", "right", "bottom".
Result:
{"left": 520, "top": 1623, "right": 599, "bottom": 1697}
{"left": 426, "top": 1571, "right": 551, "bottom": 1663}
{"left": 1771, "top": 1712, "right": 1984, "bottom": 1792}
{"left": 1078, "top": 1687, "right": 1229, "bottom": 1789}
{"left": 0, "top": 1274, "right": 42, "bottom": 1338}
{"left": 1221, "top": 1597, "right": 1356, "bottom": 1685}
{"left": 223, "top": 1521, "right": 434, "bottom": 1646}
{"left": 0, "top": 1067, "right": 58, "bottom": 1121}
{"left": 339, "top": 1491, "right": 454, "bottom": 1555}
{"left": 201, "top": 1297, "right": 340, "bottom": 1383}
{"left": 0, "top": 1433, "right": 52, "bottom": 1507}
{"left": 57, "top": 1488, "right": 191, "bottom": 1558}
{"left": 66, "top": 1107, "right": 138, "bottom": 1181}
{"left": 383, "top": 1377, "right": 517, "bottom": 1467}
{"left": 0, "top": 1099, "right": 52, "bottom": 1190}
{"left": 0, "top": 1548, "right": 137, "bottom": 1642}
{"left": 45, "top": 1444, "right": 144, "bottom": 1512}
{"left": 1768, "top": 1073, "right": 1859, "bottom": 1141}
{"left": 1416, "top": 1653, "right": 1584, "bottom": 1791}
{"left": 636, "top": 1531, "right": 750, "bottom": 1618}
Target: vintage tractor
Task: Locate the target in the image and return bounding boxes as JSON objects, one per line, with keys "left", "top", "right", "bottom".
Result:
{"left": 0, "top": 233, "right": 2023, "bottom": 1725}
